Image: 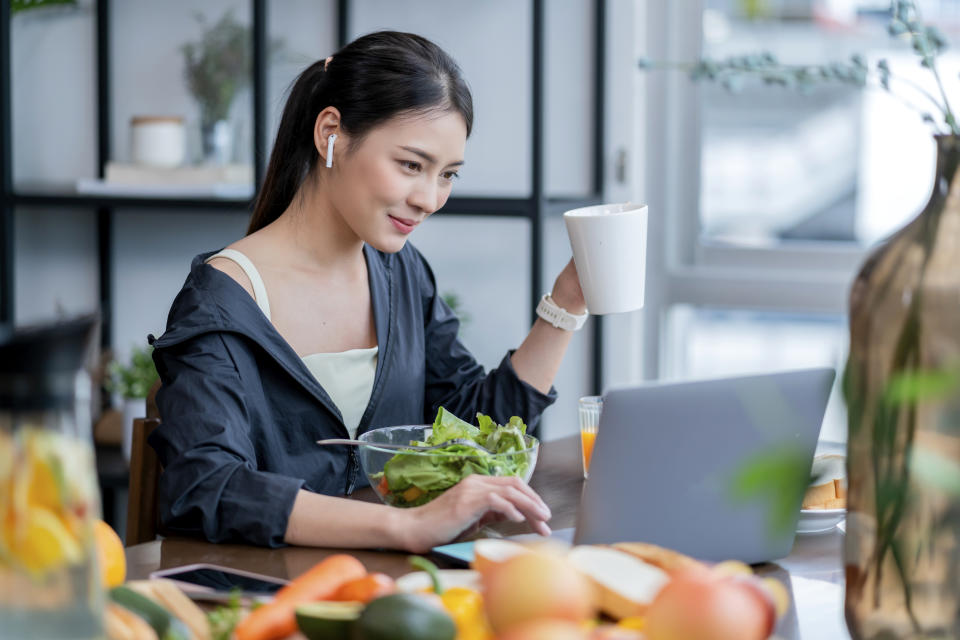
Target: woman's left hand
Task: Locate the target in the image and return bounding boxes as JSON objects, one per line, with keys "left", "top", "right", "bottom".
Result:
{"left": 549, "top": 258, "right": 586, "bottom": 315}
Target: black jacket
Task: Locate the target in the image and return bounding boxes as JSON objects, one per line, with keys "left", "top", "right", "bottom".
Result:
{"left": 148, "top": 244, "right": 556, "bottom": 547}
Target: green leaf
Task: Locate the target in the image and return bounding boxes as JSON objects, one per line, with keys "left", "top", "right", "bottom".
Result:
{"left": 722, "top": 75, "right": 745, "bottom": 92}
{"left": 441, "top": 291, "right": 471, "bottom": 327}
{"left": 476, "top": 413, "right": 498, "bottom": 440}
{"left": 883, "top": 368, "right": 960, "bottom": 407}
{"left": 106, "top": 345, "right": 159, "bottom": 399}
{"left": 206, "top": 588, "right": 244, "bottom": 640}
{"left": 431, "top": 407, "right": 481, "bottom": 443}
{"left": 730, "top": 446, "right": 811, "bottom": 537}
{"left": 926, "top": 26, "right": 948, "bottom": 52}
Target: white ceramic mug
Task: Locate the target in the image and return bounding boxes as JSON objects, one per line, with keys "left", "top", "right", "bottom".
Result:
{"left": 563, "top": 202, "right": 648, "bottom": 315}
{"left": 130, "top": 116, "right": 186, "bottom": 168}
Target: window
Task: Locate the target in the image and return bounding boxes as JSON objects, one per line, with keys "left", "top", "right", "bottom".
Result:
{"left": 663, "top": 307, "right": 848, "bottom": 442}
{"left": 629, "top": 1, "right": 960, "bottom": 442}
{"left": 699, "top": 0, "right": 960, "bottom": 248}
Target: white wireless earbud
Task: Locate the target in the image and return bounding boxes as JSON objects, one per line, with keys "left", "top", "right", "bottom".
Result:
{"left": 326, "top": 134, "right": 337, "bottom": 168}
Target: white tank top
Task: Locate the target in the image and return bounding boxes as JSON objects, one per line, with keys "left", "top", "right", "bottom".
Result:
{"left": 206, "top": 249, "right": 378, "bottom": 438}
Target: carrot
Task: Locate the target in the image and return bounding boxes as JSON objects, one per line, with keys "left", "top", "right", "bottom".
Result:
{"left": 332, "top": 572, "right": 396, "bottom": 603}
{"left": 234, "top": 554, "right": 366, "bottom": 640}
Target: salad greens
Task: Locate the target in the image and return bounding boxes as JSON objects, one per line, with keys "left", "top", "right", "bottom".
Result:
{"left": 206, "top": 589, "right": 243, "bottom": 640}
{"left": 206, "top": 589, "right": 261, "bottom": 640}
{"left": 371, "top": 407, "right": 534, "bottom": 507}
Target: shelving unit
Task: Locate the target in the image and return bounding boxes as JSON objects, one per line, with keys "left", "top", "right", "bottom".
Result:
{"left": 0, "top": 0, "right": 608, "bottom": 393}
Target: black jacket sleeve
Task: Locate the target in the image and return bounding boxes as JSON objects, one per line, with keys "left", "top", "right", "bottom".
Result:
{"left": 415, "top": 250, "right": 557, "bottom": 434}
{"left": 149, "top": 333, "right": 303, "bottom": 547}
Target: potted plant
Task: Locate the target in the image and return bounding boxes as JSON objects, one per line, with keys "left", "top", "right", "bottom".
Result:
{"left": 106, "top": 345, "right": 159, "bottom": 462}
{"left": 442, "top": 291, "right": 472, "bottom": 329}
{"left": 640, "top": 2, "right": 960, "bottom": 637}
{"left": 180, "top": 10, "right": 252, "bottom": 165}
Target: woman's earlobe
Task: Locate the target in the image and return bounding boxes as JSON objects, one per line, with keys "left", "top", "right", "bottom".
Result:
{"left": 325, "top": 134, "right": 337, "bottom": 168}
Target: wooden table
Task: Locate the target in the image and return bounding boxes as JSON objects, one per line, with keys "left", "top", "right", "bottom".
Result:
{"left": 126, "top": 436, "right": 849, "bottom": 639}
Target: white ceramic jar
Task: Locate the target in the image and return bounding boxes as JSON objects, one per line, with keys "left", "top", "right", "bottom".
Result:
{"left": 130, "top": 116, "right": 186, "bottom": 168}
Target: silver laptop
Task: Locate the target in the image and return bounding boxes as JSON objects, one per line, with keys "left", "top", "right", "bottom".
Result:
{"left": 573, "top": 367, "right": 836, "bottom": 563}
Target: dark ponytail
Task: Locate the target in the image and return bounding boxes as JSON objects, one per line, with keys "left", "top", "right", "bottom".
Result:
{"left": 247, "top": 31, "right": 473, "bottom": 235}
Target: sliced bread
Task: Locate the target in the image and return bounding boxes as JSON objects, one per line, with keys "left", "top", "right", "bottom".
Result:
{"left": 566, "top": 545, "right": 670, "bottom": 620}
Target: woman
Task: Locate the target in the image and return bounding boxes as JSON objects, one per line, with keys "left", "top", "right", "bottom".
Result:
{"left": 149, "top": 31, "right": 588, "bottom": 551}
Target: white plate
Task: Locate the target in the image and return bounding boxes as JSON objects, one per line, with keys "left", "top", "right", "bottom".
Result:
{"left": 395, "top": 569, "right": 481, "bottom": 593}
{"left": 797, "top": 508, "right": 846, "bottom": 534}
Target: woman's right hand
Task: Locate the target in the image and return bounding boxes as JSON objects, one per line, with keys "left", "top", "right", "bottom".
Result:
{"left": 396, "top": 475, "right": 552, "bottom": 553}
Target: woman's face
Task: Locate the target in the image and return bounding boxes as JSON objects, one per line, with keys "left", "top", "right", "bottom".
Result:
{"left": 329, "top": 110, "right": 468, "bottom": 253}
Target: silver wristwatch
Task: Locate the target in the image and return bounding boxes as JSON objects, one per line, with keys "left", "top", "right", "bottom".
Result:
{"left": 535, "top": 294, "right": 589, "bottom": 331}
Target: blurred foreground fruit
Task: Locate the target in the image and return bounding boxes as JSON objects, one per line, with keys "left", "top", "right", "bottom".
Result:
{"left": 1, "top": 429, "right": 98, "bottom": 578}
{"left": 109, "top": 585, "right": 192, "bottom": 640}
{"left": 440, "top": 586, "right": 491, "bottom": 640}
{"left": 235, "top": 553, "right": 366, "bottom": 640}
{"left": 496, "top": 619, "right": 589, "bottom": 640}
{"left": 481, "top": 549, "right": 596, "bottom": 634}
{"left": 644, "top": 569, "right": 775, "bottom": 640}
{"left": 10, "top": 505, "right": 83, "bottom": 574}
{"left": 94, "top": 519, "right": 126, "bottom": 588}
{"left": 760, "top": 577, "right": 790, "bottom": 618}
{"left": 296, "top": 601, "right": 363, "bottom": 640}
{"left": 355, "top": 593, "right": 456, "bottom": 640}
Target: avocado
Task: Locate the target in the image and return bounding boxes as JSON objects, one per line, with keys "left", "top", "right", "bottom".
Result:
{"left": 296, "top": 601, "right": 364, "bottom": 640}
{"left": 354, "top": 593, "right": 456, "bottom": 640}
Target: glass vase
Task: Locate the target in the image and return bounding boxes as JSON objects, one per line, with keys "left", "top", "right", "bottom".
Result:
{"left": 0, "top": 317, "right": 105, "bottom": 639}
{"left": 844, "top": 135, "right": 960, "bottom": 639}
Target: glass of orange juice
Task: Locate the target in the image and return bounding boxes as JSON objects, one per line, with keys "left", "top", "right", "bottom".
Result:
{"left": 578, "top": 396, "right": 603, "bottom": 478}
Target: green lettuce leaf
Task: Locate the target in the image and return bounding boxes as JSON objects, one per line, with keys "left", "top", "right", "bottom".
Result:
{"left": 476, "top": 413, "right": 498, "bottom": 441}
{"left": 384, "top": 453, "right": 466, "bottom": 491}
{"left": 431, "top": 406, "right": 481, "bottom": 443}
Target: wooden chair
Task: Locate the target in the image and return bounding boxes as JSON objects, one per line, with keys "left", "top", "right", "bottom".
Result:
{"left": 125, "top": 381, "right": 162, "bottom": 545}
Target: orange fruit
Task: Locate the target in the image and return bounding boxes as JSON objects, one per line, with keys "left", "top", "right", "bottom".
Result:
{"left": 27, "top": 458, "right": 63, "bottom": 512}
{"left": 93, "top": 519, "right": 126, "bottom": 588}
{"left": 13, "top": 506, "right": 83, "bottom": 575}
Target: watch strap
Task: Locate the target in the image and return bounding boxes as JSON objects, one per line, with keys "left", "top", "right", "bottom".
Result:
{"left": 536, "top": 294, "right": 589, "bottom": 331}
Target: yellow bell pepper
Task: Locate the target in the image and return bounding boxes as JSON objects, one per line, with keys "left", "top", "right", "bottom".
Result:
{"left": 618, "top": 616, "right": 646, "bottom": 631}
{"left": 441, "top": 586, "right": 492, "bottom": 640}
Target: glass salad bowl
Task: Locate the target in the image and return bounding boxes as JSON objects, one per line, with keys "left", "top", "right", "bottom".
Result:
{"left": 358, "top": 424, "right": 540, "bottom": 508}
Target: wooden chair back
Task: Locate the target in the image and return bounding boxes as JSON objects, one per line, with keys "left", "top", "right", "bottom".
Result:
{"left": 125, "top": 381, "right": 162, "bottom": 545}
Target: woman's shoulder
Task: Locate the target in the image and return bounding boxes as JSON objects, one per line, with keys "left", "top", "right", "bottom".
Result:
{"left": 152, "top": 247, "right": 264, "bottom": 346}
{"left": 204, "top": 240, "right": 258, "bottom": 301}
